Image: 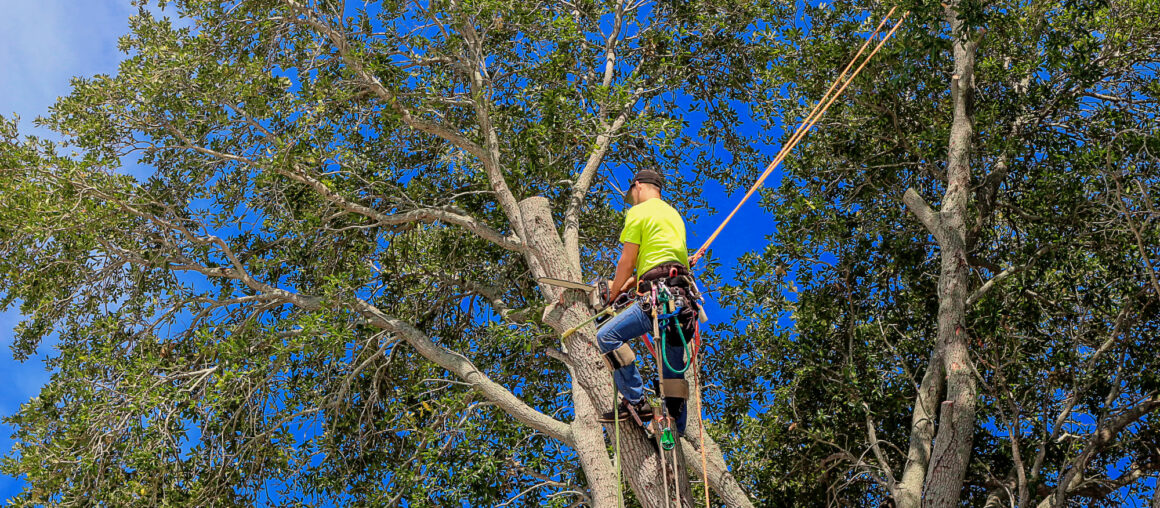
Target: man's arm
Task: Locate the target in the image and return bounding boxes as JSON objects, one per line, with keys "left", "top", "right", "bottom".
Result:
{"left": 608, "top": 242, "right": 639, "bottom": 302}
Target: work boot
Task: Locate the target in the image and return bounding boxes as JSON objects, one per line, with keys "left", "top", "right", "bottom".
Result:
{"left": 597, "top": 398, "right": 653, "bottom": 423}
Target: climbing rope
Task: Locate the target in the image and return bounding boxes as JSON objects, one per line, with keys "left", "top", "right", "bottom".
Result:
{"left": 659, "top": 323, "right": 691, "bottom": 375}
{"left": 689, "top": 7, "right": 908, "bottom": 267}
{"left": 659, "top": 287, "right": 692, "bottom": 508}
{"left": 679, "top": 12, "right": 908, "bottom": 507}
{"left": 650, "top": 299, "right": 675, "bottom": 507}
{"left": 657, "top": 289, "right": 693, "bottom": 375}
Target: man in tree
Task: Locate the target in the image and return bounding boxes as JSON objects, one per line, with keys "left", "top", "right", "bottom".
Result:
{"left": 596, "top": 169, "right": 700, "bottom": 436}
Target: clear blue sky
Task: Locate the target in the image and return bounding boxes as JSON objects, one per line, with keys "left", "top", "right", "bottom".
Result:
{"left": 0, "top": 2, "right": 780, "bottom": 503}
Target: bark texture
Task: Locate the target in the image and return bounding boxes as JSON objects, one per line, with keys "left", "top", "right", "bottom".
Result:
{"left": 896, "top": 348, "right": 945, "bottom": 508}
{"left": 1152, "top": 475, "right": 1160, "bottom": 508}
{"left": 922, "top": 6, "right": 980, "bottom": 505}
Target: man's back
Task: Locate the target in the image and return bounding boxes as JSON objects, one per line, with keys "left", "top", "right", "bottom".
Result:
{"left": 619, "top": 198, "right": 688, "bottom": 275}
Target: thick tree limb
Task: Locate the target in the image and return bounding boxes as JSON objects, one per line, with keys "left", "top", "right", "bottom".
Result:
{"left": 896, "top": 349, "right": 944, "bottom": 508}
{"left": 600, "top": 0, "right": 627, "bottom": 93}
{"left": 454, "top": 2, "right": 529, "bottom": 244}
{"left": 903, "top": 187, "right": 939, "bottom": 239}
{"left": 563, "top": 107, "right": 634, "bottom": 272}
{"left": 218, "top": 255, "right": 574, "bottom": 445}
{"left": 909, "top": 5, "right": 981, "bottom": 507}
{"left": 680, "top": 433, "right": 756, "bottom": 508}
{"left": 560, "top": 0, "right": 643, "bottom": 271}
{"left": 1152, "top": 474, "right": 1160, "bottom": 508}
{"left": 347, "top": 299, "right": 574, "bottom": 445}
{"left": 76, "top": 178, "right": 574, "bottom": 447}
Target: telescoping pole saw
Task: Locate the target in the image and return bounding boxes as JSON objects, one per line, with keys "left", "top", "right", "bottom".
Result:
{"left": 560, "top": 304, "right": 618, "bottom": 339}
{"left": 538, "top": 277, "right": 623, "bottom": 340}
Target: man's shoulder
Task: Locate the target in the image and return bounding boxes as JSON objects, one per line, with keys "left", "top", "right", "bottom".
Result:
{"left": 625, "top": 200, "right": 653, "bottom": 218}
{"left": 633, "top": 198, "right": 677, "bottom": 213}
{"left": 626, "top": 199, "right": 684, "bottom": 224}
{"left": 651, "top": 199, "right": 684, "bottom": 221}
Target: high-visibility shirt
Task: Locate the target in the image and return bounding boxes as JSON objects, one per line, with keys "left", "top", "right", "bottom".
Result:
{"left": 619, "top": 198, "right": 689, "bottom": 275}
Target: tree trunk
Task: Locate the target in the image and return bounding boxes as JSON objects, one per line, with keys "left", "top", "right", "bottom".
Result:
{"left": 922, "top": 4, "right": 980, "bottom": 507}
{"left": 897, "top": 3, "right": 980, "bottom": 507}
{"left": 896, "top": 350, "right": 945, "bottom": 508}
{"left": 520, "top": 196, "right": 721, "bottom": 508}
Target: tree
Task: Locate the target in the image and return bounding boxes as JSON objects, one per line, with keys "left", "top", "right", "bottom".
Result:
{"left": 1, "top": 0, "right": 790, "bottom": 506}
{"left": 713, "top": 0, "right": 1160, "bottom": 506}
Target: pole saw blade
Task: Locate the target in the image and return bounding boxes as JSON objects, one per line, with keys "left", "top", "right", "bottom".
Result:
{"left": 537, "top": 277, "right": 596, "bottom": 292}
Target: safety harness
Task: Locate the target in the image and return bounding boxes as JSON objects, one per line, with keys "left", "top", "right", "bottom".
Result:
{"left": 631, "top": 263, "right": 704, "bottom": 376}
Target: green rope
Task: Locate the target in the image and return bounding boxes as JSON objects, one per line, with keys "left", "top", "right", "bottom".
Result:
{"left": 657, "top": 291, "right": 692, "bottom": 375}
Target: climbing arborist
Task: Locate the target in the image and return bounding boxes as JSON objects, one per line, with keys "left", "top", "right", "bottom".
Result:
{"left": 595, "top": 169, "right": 701, "bottom": 436}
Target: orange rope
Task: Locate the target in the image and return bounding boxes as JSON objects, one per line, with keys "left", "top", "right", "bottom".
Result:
{"left": 689, "top": 9, "right": 908, "bottom": 266}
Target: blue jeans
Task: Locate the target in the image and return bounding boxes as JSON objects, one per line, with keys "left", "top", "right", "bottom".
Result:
{"left": 596, "top": 301, "right": 689, "bottom": 434}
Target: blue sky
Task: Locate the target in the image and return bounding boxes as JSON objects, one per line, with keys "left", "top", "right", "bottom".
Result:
{"left": 0, "top": 2, "right": 136, "bottom": 139}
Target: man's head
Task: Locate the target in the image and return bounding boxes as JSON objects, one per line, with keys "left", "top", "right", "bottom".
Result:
{"left": 625, "top": 169, "right": 665, "bottom": 205}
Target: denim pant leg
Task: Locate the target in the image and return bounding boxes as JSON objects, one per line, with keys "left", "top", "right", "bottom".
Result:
{"left": 595, "top": 302, "right": 653, "bottom": 404}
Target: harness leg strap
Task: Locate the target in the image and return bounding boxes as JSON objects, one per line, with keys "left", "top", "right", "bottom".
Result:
{"left": 603, "top": 344, "right": 636, "bottom": 370}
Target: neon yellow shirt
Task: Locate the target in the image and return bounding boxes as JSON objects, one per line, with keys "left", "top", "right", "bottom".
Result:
{"left": 619, "top": 198, "right": 689, "bottom": 275}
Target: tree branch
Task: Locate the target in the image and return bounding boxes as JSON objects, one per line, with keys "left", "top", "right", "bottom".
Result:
{"left": 562, "top": 105, "right": 634, "bottom": 272}
{"left": 1043, "top": 393, "right": 1160, "bottom": 507}
{"left": 560, "top": 0, "right": 642, "bottom": 271}
{"left": 282, "top": 163, "right": 531, "bottom": 254}
{"left": 863, "top": 402, "right": 898, "bottom": 497}
{"left": 452, "top": 1, "right": 529, "bottom": 244}
{"left": 346, "top": 298, "right": 574, "bottom": 445}
{"left": 280, "top": 0, "right": 488, "bottom": 159}
{"left": 967, "top": 244, "right": 1055, "bottom": 306}
{"left": 903, "top": 187, "right": 940, "bottom": 238}
{"left": 160, "top": 120, "right": 531, "bottom": 257}
{"left": 1112, "top": 174, "right": 1160, "bottom": 298}
{"left": 75, "top": 176, "right": 573, "bottom": 447}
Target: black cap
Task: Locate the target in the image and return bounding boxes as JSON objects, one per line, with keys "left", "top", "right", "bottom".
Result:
{"left": 631, "top": 169, "right": 665, "bottom": 190}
